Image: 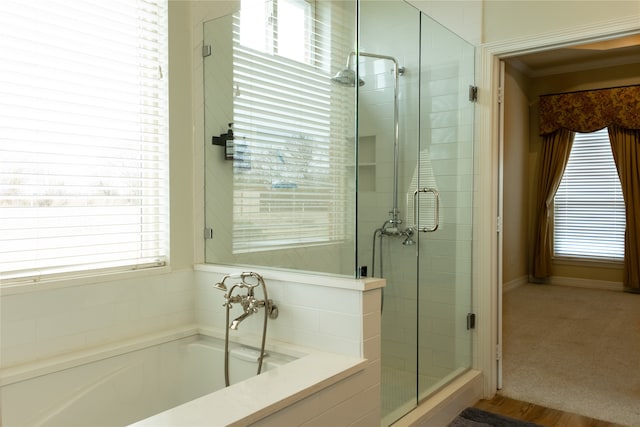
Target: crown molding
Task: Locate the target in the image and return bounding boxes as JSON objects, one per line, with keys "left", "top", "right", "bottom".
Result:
{"left": 482, "top": 15, "right": 640, "bottom": 58}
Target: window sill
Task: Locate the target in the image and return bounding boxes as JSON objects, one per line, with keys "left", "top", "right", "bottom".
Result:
{"left": 552, "top": 256, "right": 623, "bottom": 270}
{"left": 0, "top": 265, "right": 172, "bottom": 297}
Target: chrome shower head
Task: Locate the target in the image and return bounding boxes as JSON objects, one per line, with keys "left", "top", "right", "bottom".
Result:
{"left": 213, "top": 282, "right": 227, "bottom": 292}
{"left": 213, "top": 272, "right": 243, "bottom": 292}
{"left": 331, "top": 68, "right": 364, "bottom": 87}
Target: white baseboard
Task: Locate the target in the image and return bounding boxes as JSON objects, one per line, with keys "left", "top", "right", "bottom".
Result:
{"left": 502, "top": 276, "right": 528, "bottom": 293}
{"left": 549, "top": 276, "right": 623, "bottom": 292}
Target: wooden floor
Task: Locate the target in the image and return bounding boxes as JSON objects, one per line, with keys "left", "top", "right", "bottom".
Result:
{"left": 473, "top": 395, "right": 628, "bottom": 427}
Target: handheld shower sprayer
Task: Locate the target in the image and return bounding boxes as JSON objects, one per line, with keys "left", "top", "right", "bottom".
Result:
{"left": 213, "top": 272, "right": 262, "bottom": 294}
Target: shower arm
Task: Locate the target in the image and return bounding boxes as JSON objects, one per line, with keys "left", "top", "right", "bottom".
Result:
{"left": 348, "top": 51, "right": 403, "bottom": 225}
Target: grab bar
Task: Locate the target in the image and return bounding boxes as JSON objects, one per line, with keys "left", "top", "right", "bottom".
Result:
{"left": 413, "top": 187, "right": 439, "bottom": 232}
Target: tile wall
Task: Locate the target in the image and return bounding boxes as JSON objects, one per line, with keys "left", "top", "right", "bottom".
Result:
{"left": 194, "top": 266, "right": 383, "bottom": 426}
{"left": 0, "top": 269, "right": 195, "bottom": 369}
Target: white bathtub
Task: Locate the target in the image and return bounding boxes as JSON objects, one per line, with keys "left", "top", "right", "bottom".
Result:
{"left": 0, "top": 331, "right": 297, "bottom": 427}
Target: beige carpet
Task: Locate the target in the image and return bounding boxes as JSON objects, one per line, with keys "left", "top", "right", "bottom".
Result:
{"left": 501, "top": 284, "right": 640, "bottom": 426}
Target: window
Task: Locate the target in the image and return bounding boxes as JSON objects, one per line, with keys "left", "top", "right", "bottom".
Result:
{"left": 553, "top": 128, "right": 625, "bottom": 260}
{"left": 240, "top": 0, "right": 313, "bottom": 65}
{"left": 0, "top": 0, "right": 169, "bottom": 283}
{"left": 231, "top": 0, "right": 352, "bottom": 253}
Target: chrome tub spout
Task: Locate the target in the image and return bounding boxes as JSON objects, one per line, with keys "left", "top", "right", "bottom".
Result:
{"left": 230, "top": 311, "right": 253, "bottom": 330}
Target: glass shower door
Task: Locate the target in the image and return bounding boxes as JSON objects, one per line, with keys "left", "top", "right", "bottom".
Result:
{"left": 416, "top": 13, "right": 475, "bottom": 400}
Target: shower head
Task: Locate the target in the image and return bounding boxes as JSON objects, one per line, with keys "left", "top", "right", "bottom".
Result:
{"left": 213, "top": 282, "right": 227, "bottom": 292}
{"left": 213, "top": 272, "right": 243, "bottom": 292}
{"left": 331, "top": 68, "right": 364, "bottom": 87}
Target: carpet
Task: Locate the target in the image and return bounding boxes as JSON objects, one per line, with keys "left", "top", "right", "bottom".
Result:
{"left": 501, "top": 284, "right": 640, "bottom": 426}
{"left": 448, "top": 408, "right": 542, "bottom": 427}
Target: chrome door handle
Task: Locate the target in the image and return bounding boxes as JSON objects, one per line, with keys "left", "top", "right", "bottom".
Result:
{"left": 413, "top": 187, "right": 439, "bottom": 232}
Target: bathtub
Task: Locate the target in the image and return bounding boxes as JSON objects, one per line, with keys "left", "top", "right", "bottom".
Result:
{"left": 0, "top": 327, "right": 365, "bottom": 427}
{"left": 0, "top": 330, "right": 295, "bottom": 427}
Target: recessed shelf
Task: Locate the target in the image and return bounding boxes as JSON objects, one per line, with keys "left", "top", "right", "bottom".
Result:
{"left": 358, "top": 135, "right": 376, "bottom": 192}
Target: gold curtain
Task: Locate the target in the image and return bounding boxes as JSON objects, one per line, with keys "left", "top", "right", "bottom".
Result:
{"left": 608, "top": 125, "right": 640, "bottom": 293}
{"left": 539, "top": 85, "right": 640, "bottom": 135}
{"left": 535, "top": 85, "right": 640, "bottom": 284}
{"left": 532, "top": 128, "right": 574, "bottom": 280}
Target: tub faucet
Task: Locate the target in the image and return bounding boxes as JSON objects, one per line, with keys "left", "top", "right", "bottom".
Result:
{"left": 230, "top": 310, "right": 253, "bottom": 330}
{"left": 213, "top": 271, "right": 279, "bottom": 386}
{"left": 230, "top": 292, "right": 259, "bottom": 330}
{"left": 230, "top": 292, "right": 278, "bottom": 330}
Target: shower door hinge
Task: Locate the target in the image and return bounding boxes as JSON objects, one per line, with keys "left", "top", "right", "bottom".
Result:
{"left": 466, "top": 312, "right": 476, "bottom": 330}
{"left": 468, "top": 85, "right": 478, "bottom": 103}
{"left": 202, "top": 44, "right": 212, "bottom": 57}
{"left": 204, "top": 227, "right": 214, "bottom": 240}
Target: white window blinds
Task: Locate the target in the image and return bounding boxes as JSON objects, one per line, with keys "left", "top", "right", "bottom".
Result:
{"left": 553, "top": 128, "right": 625, "bottom": 260}
{"left": 231, "top": 1, "right": 352, "bottom": 253}
{"left": 0, "top": 0, "right": 169, "bottom": 282}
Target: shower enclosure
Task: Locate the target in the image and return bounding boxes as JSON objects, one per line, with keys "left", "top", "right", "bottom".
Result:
{"left": 356, "top": 3, "right": 475, "bottom": 424}
{"left": 202, "top": 1, "right": 474, "bottom": 425}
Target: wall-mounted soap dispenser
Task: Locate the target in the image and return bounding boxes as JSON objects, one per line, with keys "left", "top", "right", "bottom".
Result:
{"left": 212, "top": 123, "right": 234, "bottom": 160}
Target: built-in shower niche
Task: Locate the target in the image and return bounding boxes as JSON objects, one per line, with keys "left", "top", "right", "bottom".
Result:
{"left": 358, "top": 135, "right": 376, "bottom": 192}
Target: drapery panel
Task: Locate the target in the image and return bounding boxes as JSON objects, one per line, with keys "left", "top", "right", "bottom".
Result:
{"left": 539, "top": 85, "right": 640, "bottom": 135}
{"left": 608, "top": 125, "right": 640, "bottom": 293}
{"left": 535, "top": 85, "right": 640, "bottom": 291}
{"left": 532, "top": 128, "right": 574, "bottom": 279}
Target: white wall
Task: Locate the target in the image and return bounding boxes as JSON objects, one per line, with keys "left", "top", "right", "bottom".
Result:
{"left": 0, "top": 270, "right": 195, "bottom": 368}
{"left": 408, "top": 0, "right": 482, "bottom": 45}
{"left": 483, "top": 0, "right": 640, "bottom": 44}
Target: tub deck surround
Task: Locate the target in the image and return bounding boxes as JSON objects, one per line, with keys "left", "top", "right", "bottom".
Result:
{"left": 131, "top": 350, "right": 367, "bottom": 427}
{"left": 1, "top": 266, "right": 383, "bottom": 425}
{"left": 0, "top": 326, "right": 367, "bottom": 427}
{"left": 185, "top": 265, "right": 383, "bottom": 425}
{"left": 194, "top": 263, "right": 385, "bottom": 292}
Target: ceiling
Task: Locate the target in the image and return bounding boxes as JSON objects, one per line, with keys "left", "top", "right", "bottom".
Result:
{"left": 506, "top": 34, "right": 640, "bottom": 78}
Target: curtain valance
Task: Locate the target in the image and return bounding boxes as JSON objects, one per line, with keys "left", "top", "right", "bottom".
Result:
{"left": 539, "top": 85, "right": 640, "bottom": 135}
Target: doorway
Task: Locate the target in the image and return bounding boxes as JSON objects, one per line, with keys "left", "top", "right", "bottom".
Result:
{"left": 495, "top": 31, "right": 640, "bottom": 425}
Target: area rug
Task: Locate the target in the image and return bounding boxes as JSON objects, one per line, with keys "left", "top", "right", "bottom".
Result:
{"left": 448, "top": 408, "right": 542, "bottom": 427}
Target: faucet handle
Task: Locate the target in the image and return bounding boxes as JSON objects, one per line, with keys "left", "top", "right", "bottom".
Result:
{"left": 267, "top": 300, "right": 279, "bottom": 319}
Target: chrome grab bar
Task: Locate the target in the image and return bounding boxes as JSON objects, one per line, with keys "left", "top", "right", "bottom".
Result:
{"left": 413, "top": 187, "right": 439, "bottom": 232}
